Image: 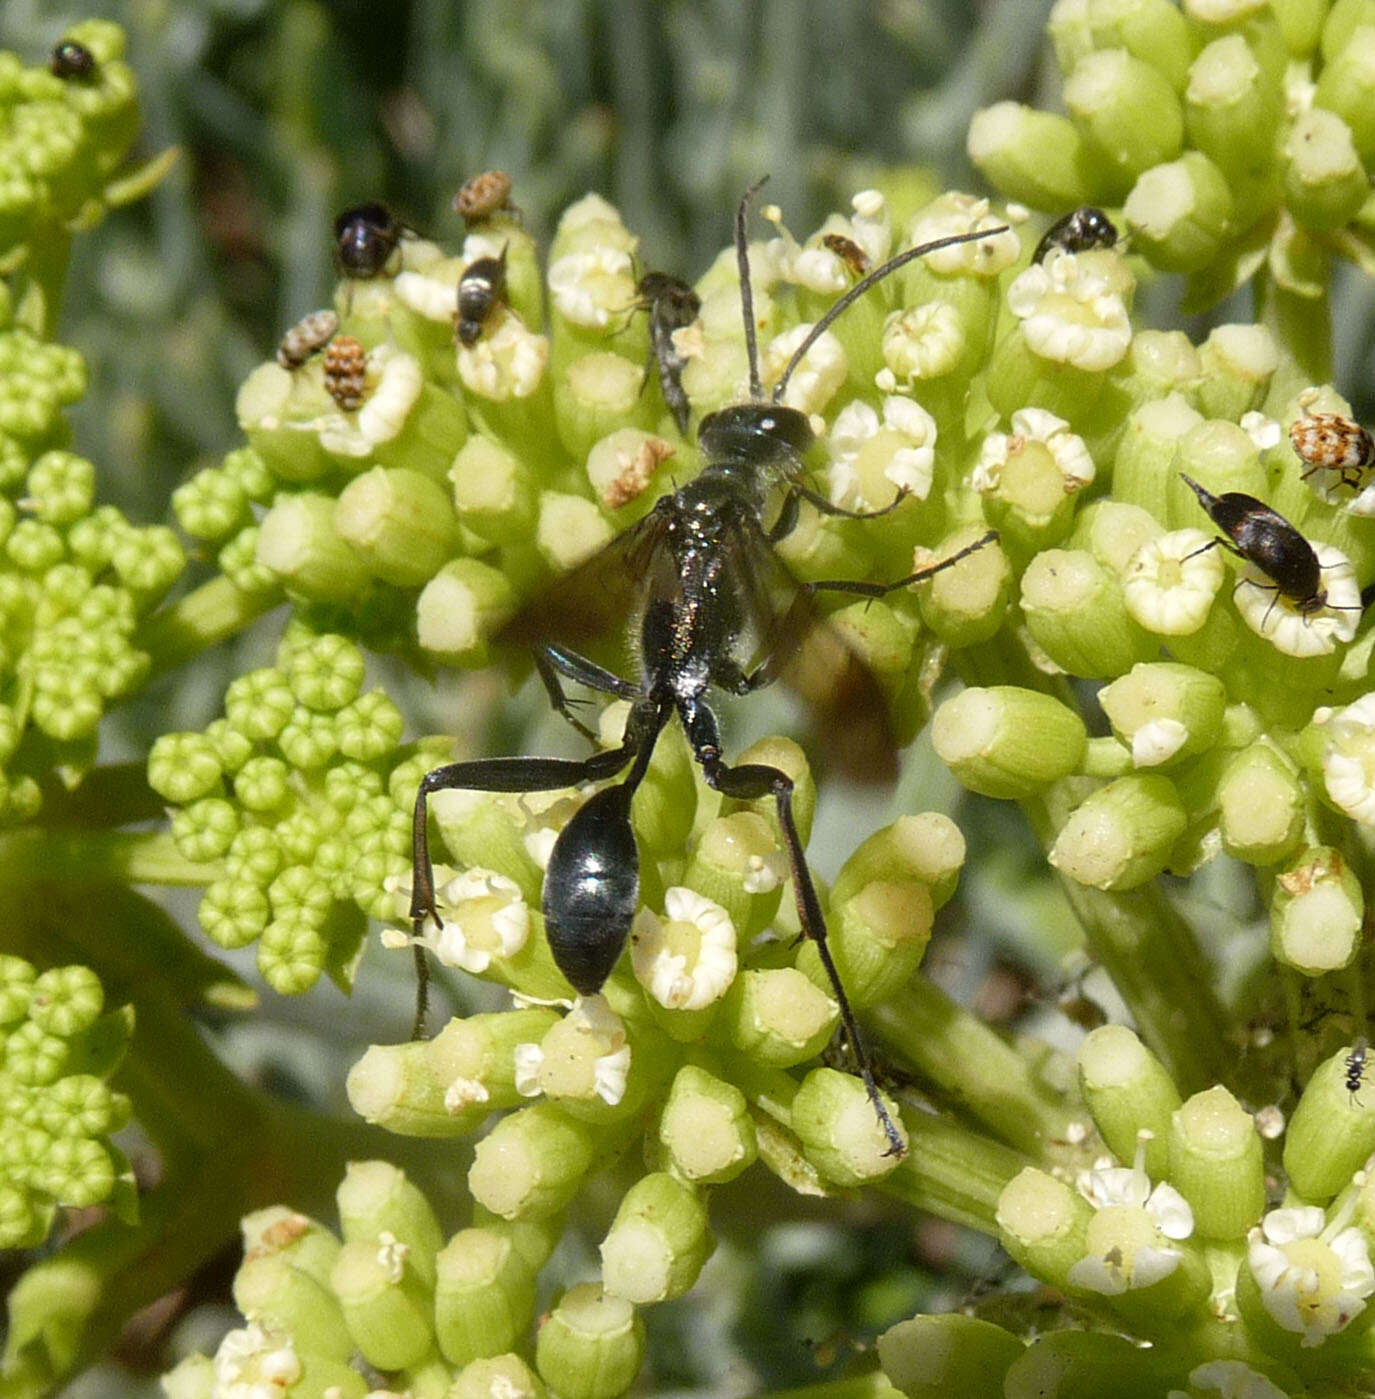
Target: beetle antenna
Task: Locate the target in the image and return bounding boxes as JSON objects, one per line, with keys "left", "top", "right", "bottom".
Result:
{"left": 772, "top": 223, "right": 1009, "bottom": 403}
{"left": 735, "top": 177, "right": 769, "bottom": 401}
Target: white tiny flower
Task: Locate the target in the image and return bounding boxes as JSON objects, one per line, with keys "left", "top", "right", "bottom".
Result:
{"left": 212, "top": 1323, "right": 301, "bottom": 1399}
{"left": 458, "top": 316, "right": 549, "bottom": 400}
{"left": 742, "top": 847, "right": 788, "bottom": 894}
{"left": 394, "top": 262, "right": 464, "bottom": 322}
{"left": 848, "top": 188, "right": 892, "bottom": 263}
{"left": 1229, "top": 541, "right": 1360, "bottom": 657}
{"left": 556, "top": 191, "right": 630, "bottom": 237}
{"left": 761, "top": 323, "right": 847, "bottom": 415}
{"left": 520, "top": 994, "right": 631, "bottom": 1106}
{"left": 307, "top": 346, "right": 424, "bottom": 457}
{"left": 906, "top": 194, "right": 1021, "bottom": 277}
{"left": 512, "top": 1041, "right": 544, "bottom": 1098}
{"left": 880, "top": 300, "right": 967, "bottom": 383}
{"left": 547, "top": 245, "right": 637, "bottom": 327}
{"left": 1131, "top": 718, "right": 1189, "bottom": 768}
{"left": 517, "top": 789, "right": 585, "bottom": 870}
{"left": 828, "top": 397, "right": 937, "bottom": 509}
{"left": 420, "top": 868, "right": 529, "bottom": 973}
{"left": 971, "top": 407, "right": 1095, "bottom": 502}
{"left": 1247, "top": 1205, "right": 1375, "bottom": 1346}
{"left": 376, "top": 1231, "right": 408, "bottom": 1282}
{"left": 1253, "top": 1104, "right": 1285, "bottom": 1140}
{"left": 1318, "top": 693, "right": 1375, "bottom": 824}
{"left": 1122, "top": 529, "right": 1225, "bottom": 635}
{"left": 631, "top": 887, "right": 738, "bottom": 1010}
{"left": 1239, "top": 411, "right": 1281, "bottom": 452}
{"left": 1183, "top": 1359, "right": 1291, "bottom": 1399}
{"left": 1006, "top": 256, "right": 1132, "bottom": 371}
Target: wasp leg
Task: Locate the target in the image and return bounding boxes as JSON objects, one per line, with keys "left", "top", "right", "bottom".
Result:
{"left": 802, "top": 528, "right": 999, "bottom": 600}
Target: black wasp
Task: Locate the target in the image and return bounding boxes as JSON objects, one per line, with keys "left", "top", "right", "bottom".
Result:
{"left": 50, "top": 39, "right": 96, "bottom": 79}
{"left": 1181, "top": 474, "right": 1331, "bottom": 617}
{"left": 635, "top": 272, "right": 701, "bottom": 436}
{"left": 410, "top": 184, "right": 1005, "bottom": 1157}
{"left": 456, "top": 247, "right": 507, "bottom": 346}
{"left": 334, "top": 202, "right": 403, "bottom": 279}
{"left": 1032, "top": 206, "right": 1117, "bottom": 265}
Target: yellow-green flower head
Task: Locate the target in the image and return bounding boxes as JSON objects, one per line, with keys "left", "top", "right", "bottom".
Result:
{"left": 906, "top": 193, "right": 1020, "bottom": 277}
{"left": 760, "top": 321, "right": 848, "bottom": 416}
{"left": 1316, "top": 694, "right": 1375, "bottom": 824}
{"left": 972, "top": 406, "right": 1096, "bottom": 496}
{"left": 1006, "top": 252, "right": 1132, "bottom": 371}
{"left": 1246, "top": 1204, "right": 1374, "bottom": 1347}
{"left": 1122, "top": 528, "right": 1225, "bottom": 636}
{"left": 210, "top": 1323, "right": 302, "bottom": 1399}
{"left": 772, "top": 188, "right": 893, "bottom": 294}
{"left": 631, "top": 886, "right": 737, "bottom": 1011}
{"left": 828, "top": 397, "right": 938, "bottom": 509}
{"left": 397, "top": 865, "right": 530, "bottom": 974}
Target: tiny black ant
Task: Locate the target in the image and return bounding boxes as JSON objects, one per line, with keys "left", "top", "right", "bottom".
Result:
{"left": 50, "top": 39, "right": 96, "bottom": 79}
{"left": 635, "top": 271, "right": 701, "bottom": 436}
{"left": 334, "top": 202, "right": 402, "bottom": 279}
{"left": 456, "top": 247, "right": 507, "bottom": 347}
{"left": 1347, "top": 1037, "right": 1368, "bottom": 1105}
{"left": 1032, "top": 206, "right": 1118, "bottom": 265}
{"left": 410, "top": 183, "right": 1006, "bottom": 1157}
{"left": 1180, "top": 473, "right": 1329, "bottom": 617}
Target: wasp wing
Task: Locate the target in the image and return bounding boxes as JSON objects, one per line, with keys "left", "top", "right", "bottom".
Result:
{"left": 718, "top": 510, "right": 898, "bottom": 783}
{"left": 497, "top": 507, "right": 673, "bottom": 657}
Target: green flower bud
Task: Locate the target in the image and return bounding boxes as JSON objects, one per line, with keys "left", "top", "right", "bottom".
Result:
{"left": 1001, "top": 1330, "right": 1175, "bottom": 1399}
{"left": 534, "top": 1283, "right": 644, "bottom": 1399}
{"left": 336, "top": 1160, "right": 443, "bottom": 1287}
{"left": 451, "top": 1354, "right": 546, "bottom": 1399}
{"left": 656, "top": 1064, "right": 757, "bottom": 1184}
{"left": 1217, "top": 742, "right": 1304, "bottom": 864}
{"left": 1064, "top": 49, "right": 1184, "bottom": 190}
{"left": 1167, "top": 1085, "right": 1265, "bottom": 1239}
{"left": 7, "top": 519, "right": 65, "bottom": 573}
{"left": 914, "top": 525, "right": 1011, "bottom": 647}
{"left": 536, "top": 490, "right": 614, "bottom": 573}
{"left": 722, "top": 967, "right": 836, "bottom": 1068}
{"left": 555, "top": 352, "right": 656, "bottom": 463}
{"left": 172, "top": 467, "right": 250, "bottom": 542}
{"left": 600, "top": 1172, "right": 711, "bottom": 1304}
{"left": 1269, "top": 844, "right": 1363, "bottom": 974}
{"left": 1048, "top": 774, "right": 1188, "bottom": 890}
{"left": 218, "top": 525, "right": 282, "bottom": 596}
{"left": 967, "top": 102, "right": 1097, "bottom": 207}
{"left": 791, "top": 1067, "right": 906, "bottom": 1185}
{"left": 329, "top": 1235, "right": 434, "bottom": 1370}
{"left": 255, "top": 494, "right": 370, "bottom": 604}
{"left": 1281, "top": 107, "right": 1369, "bottom": 229}
{"left": 798, "top": 877, "right": 932, "bottom": 1007}
{"left": 276, "top": 709, "right": 338, "bottom": 770}
{"left": 221, "top": 446, "right": 276, "bottom": 503}
{"left": 681, "top": 811, "right": 785, "bottom": 940}
{"left": 1020, "top": 548, "right": 1153, "bottom": 677}
{"left": 932, "top": 686, "right": 1087, "bottom": 797}
{"left": 1097, "top": 662, "right": 1226, "bottom": 768}
{"left": 1078, "top": 1025, "right": 1181, "bottom": 1180}
{"left": 1122, "top": 151, "right": 1235, "bottom": 271}
{"left": 415, "top": 557, "right": 516, "bottom": 665}
{"left": 147, "top": 732, "right": 223, "bottom": 803}
{"left": 110, "top": 524, "right": 184, "bottom": 601}
{"left": 26, "top": 451, "right": 94, "bottom": 525}
{"left": 1194, "top": 323, "right": 1278, "bottom": 421}
{"left": 1284, "top": 1043, "right": 1375, "bottom": 1200}
{"left": 233, "top": 756, "right": 291, "bottom": 813}
{"left": 995, "top": 1167, "right": 1093, "bottom": 1290}
{"left": 450, "top": 433, "right": 538, "bottom": 545}
{"left": 468, "top": 1102, "right": 597, "bottom": 1220}
{"left": 879, "top": 1313, "right": 1023, "bottom": 1399}
{"left": 434, "top": 1225, "right": 537, "bottom": 1366}
{"left": 1184, "top": 34, "right": 1285, "bottom": 191}
{"left": 335, "top": 466, "right": 459, "bottom": 586}
{"left": 198, "top": 879, "right": 270, "bottom": 949}
{"left": 833, "top": 812, "right": 964, "bottom": 911}
{"left": 257, "top": 915, "right": 327, "bottom": 994}
{"left": 170, "top": 796, "right": 238, "bottom": 863}
{"left": 282, "top": 634, "right": 365, "bottom": 712}
{"left": 335, "top": 690, "right": 404, "bottom": 760}
{"left": 1315, "top": 24, "right": 1375, "bottom": 162}
{"left": 231, "top": 1254, "right": 353, "bottom": 1363}
{"left": 1085, "top": 0, "right": 1194, "bottom": 89}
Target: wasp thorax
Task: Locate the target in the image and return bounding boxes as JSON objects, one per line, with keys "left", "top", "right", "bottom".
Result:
{"left": 697, "top": 403, "right": 814, "bottom": 464}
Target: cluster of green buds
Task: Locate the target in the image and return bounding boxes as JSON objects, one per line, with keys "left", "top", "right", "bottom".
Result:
{"left": 0, "top": 956, "right": 134, "bottom": 1250}
{"left": 970, "top": 0, "right": 1375, "bottom": 302}
{"left": 146, "top": 626, "right": 423, "bottom": 995}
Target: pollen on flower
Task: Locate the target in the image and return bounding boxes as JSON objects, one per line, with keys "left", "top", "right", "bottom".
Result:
{"left": 1006, "top": 256, "right": 1132, "bottom": 371}
{"left": 1122, "top": 529, "right": 1224, "bottom": 635}
{"left": 211, "top": 1323, "right": 301, "bottom": 1397}
{"left": 828, "top": 397, "right": 937, "bottom": 510}
{"left": 1247, "top": 1205, "right": 1375, "bottom": 1346}
{"left": 1230, "top": 543, "right": 1359, "bottom": 657}
{"left": 443, "top": 1075, "right": 489, "bottom": 1113}
{"left": 631, "top": 887, "right": 737, "bottom": 1010}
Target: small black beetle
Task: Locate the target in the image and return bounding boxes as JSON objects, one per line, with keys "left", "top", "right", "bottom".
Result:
{"left": 1033, "top": 206, "right": 1118, "bottom": 265}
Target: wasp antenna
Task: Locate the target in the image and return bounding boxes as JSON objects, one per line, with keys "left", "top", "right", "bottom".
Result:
{"left": 772, "top": 223, "right": 1010, "bottom": 404}
{"left": 735, "top": 177, "right": 769, "bottom": 402}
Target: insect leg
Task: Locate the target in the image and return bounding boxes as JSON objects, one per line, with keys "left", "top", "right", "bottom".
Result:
{"left": 766, "top": 484, "right": 911, "bottom": 543}
{"left": 534, "top": 644, "right": 641, "bottom": 743}
{"left": 678, "top": 695, "right": 907, "bottom": 1158}
{"left": 803, "top": 528, "right": 999, "bottom": 600}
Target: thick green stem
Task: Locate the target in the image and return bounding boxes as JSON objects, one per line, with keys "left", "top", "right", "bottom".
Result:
{"left": 137, "top": 576, "right": 282, "bottom": 675}
{"left": 0, "top": 829, "right": 218, "bottom": 887}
